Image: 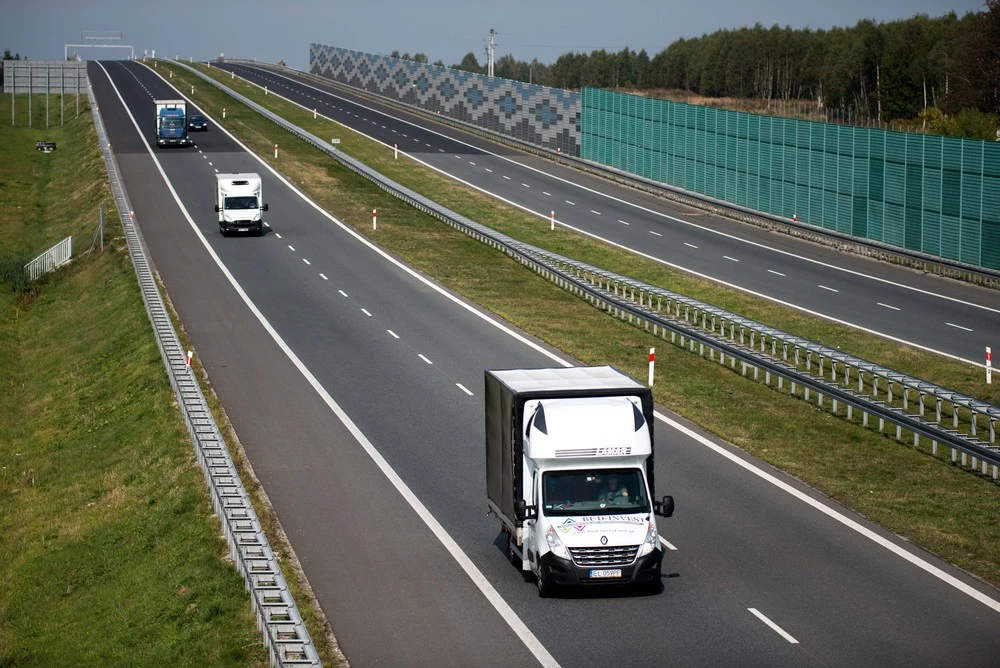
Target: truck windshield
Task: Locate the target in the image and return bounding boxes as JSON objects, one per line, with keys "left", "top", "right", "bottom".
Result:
{"left": 224, "top": 196, "right": 258, "bottom": 210}
{"left": 542, "top": 468, "right": 648, "bottom": 516}
{"left": 161, "top": 118, "right": 184, "bottom": 129}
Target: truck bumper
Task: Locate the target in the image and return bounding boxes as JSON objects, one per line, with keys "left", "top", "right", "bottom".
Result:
{"left": 539, "top": 548, "right": 662, "bottom": 587}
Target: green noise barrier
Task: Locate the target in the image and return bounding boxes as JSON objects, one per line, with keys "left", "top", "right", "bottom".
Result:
{"left": 581, "top": 88, "right": 1000, "bottom": 271}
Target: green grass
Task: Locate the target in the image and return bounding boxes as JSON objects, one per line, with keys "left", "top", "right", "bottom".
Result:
{"left": 163, "top": 61, "right": 1000, "bottom": 588}
{"left": 0, "top": 92, "right": 268, "bottom": 665}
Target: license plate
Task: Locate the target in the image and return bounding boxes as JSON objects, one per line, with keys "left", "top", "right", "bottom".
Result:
{"left": 237, "top": 227, "right": 248, "bottom": 232}
{"left": 589, "top": 569, "right": 622, "bottom": 578}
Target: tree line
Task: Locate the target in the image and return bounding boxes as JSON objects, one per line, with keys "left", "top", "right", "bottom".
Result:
{"left": 427, "top": 2, "right": 999, "bottom": 137}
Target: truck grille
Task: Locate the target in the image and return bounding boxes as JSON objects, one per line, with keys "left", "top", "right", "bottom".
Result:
{"left": 569, "top": 544, "right": 639, "bottom": 567}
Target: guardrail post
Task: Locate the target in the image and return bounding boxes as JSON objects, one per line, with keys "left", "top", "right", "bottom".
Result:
{"left": 953, "top": 403, "right": 959, "bottom": 429}
{"left": 936, "top": 397, "right": 942, "bottom": 423}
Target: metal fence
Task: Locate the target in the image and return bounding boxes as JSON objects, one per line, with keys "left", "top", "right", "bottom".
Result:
{"left": 87, "top": 70, "right": 320, "bottom": 666}
{"left": 176, "top": 60, "right": 1000, "bottom": 477}
{"left": 24, "top": 236, "right": 72, "bottom": 280}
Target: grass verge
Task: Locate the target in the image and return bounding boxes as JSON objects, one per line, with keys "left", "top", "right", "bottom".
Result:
{"left": 0, "top": 92, "right": 268, "bottom": 664}
{"left": 165, "top": 62, "right": 1000, "bottom": 587}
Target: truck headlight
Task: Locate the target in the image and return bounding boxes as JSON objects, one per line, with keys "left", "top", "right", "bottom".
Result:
{"left": 638, "top": 522, "right": 659, "bottom": 557}
{"left": 545, "top": 525, "right": 569, "bottom": 560}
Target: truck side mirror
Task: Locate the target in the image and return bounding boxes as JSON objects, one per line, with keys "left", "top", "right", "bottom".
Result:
{"left": 514, "top": 499, "right": 527, "bottom": 521}
{"left": 655, "top": 495, "right": 674, "bottom": 518}
{"left": 262, "top": 203, "right": 269, "bottom": 212}
{"left": 214, "top": 205, "right": 220, "bottom": 213}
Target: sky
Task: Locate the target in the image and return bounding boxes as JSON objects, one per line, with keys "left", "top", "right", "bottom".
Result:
{"left": 1, "top": 0, "right": 988, "bottom": 71}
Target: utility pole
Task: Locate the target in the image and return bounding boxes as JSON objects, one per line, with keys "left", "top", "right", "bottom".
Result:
{"left": 486, "top": 28, "right": 496, "bottom": 77}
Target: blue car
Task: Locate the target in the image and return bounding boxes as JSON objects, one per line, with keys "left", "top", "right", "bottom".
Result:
{"left": 188, "top": 114, "right": 208, "bottom": 131}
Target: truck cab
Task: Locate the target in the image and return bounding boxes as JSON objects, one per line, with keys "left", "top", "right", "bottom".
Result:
{"left": 155, "top": 99, "right": 190, "bottom": 147}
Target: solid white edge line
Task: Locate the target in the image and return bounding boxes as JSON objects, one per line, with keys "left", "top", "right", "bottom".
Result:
{"left": 456, "top": 383, "right": 474, "bottom": 396}
{"left": 245, "top": 67, "right": 1000, "bottom": 317}
{"left": 118, "top": 61, "right": 563, "bottom": 668}
{"left": 193, "top": 62, "right": 1000, "bottom": 616}
{"left": 748, "top": 608, "right": 799, "bottom": 644}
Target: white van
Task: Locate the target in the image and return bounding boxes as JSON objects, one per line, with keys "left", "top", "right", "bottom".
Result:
{"left": 214, "top": 173, "right": 268, "bottom": 236}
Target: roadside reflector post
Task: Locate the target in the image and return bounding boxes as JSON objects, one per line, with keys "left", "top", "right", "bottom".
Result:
{"left": 222, "top": 107, "right": 226, "bottom": 119}
{"left": 372, "top": 209, "right": 377, "bottom": 230}
{"left": 231, "top": 70, "right": 234, "bottom": 79}
{"left": 186, "top": 351, "right": 193, "bottom": 367}
{"left": 190, "top": 85, "right": 194, "bottom": 95}
{"left": 313, "top": 108, "right": 317, "bottom": 119}
{"left": 265, "top": 86, "right": 268, "bottom": 95}
{"left": 648, "top": 348, "right": 655, "bottom": 387}
{"left": 550, "top": 211, "right": 555, "bottom": 231}
{"left": 129, "top": 210, "right": 134, "bottom": 221}
{"left": 394, "top": 143, "right": 398, "bottom": 159}
{"left": 169, "top": 71, "right": 172, "bottom": 78}
{"left": 274, "top": 143, "right": 278, "bottom": 158}
{"left": 988, "top": 347, "right": 993, "bottom": 384}
{"left": 793, "top": 213, "right": 798, "bottom": 223}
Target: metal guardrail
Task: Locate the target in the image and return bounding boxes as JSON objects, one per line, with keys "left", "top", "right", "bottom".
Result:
{"left": 176, "top": 61, "right": 1000, "bottom": 477}
{"left": 24, "top": 236, "right": 72, "bottom": 280}
{"left": 87, "top": 75, "right": 320, "bottom": 666}
{"left": 229, "top": 59, "right": 1000, "bottom": 288}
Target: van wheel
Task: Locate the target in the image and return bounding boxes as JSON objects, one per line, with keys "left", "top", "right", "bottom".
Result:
{"left": 220, "top": 227, "right": 228, "bottom": 237}
{"left": 536, "top": 568, "right": 554, "bottom": 598}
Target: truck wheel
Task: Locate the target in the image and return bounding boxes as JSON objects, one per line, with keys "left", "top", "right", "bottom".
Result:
{"left": 536, "top": 569, "right": 554, "bottom": 598}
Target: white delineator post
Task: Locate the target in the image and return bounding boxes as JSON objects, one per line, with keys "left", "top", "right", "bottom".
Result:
{"left": 648, "top": 348, "right": 655, "bottom": 386}
{"left": 222, "top": 107, "right": 226, "bottom": 119}
{"left": 274, "top": 144, "right": 278, "bottom": 158}
{"left": 372, "top": 209, "right": 377, "bottom": 230}
{"left": 190, "top": 85, "right": 194, "bottom": 95}
{"left": 186, "top": 350, "right": 193, "bottom": 367}
{"left": 550, "top": 211, "right": 555, "bottom": 231}
{"left": 394, "top": 144, "right": 398, "bottom": 159}
{"left": 987, "top": 347, "right": 993, "bottom": 384}
{"left": 313, "top": 108, "right": 317, "bottom": 119}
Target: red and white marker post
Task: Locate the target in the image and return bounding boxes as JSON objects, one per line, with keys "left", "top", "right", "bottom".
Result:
{"left": 274, "top": 143, "right": 278, "bottom": 158}
{"left": 186, "top": 350, "right": 193, "bottom": 367}
{"left": 648, "top": 348, "right": 655, "bottom": 386}
{"left": 987, "top": 347, "right": 993, "bottom": 384}
{"left": 372, "top": 209, "right": 377, "bottom": 230}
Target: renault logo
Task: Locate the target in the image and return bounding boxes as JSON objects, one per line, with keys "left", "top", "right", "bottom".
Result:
{"left": 600, "top": 535, "right": 608, "bottom": 545}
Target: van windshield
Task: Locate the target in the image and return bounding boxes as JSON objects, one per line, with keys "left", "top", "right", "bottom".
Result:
{"left": 542, "top": 468, "right": 648, "bottom": 516}
{"left": 224, "top": 196, "right": 258, "bottom": 210}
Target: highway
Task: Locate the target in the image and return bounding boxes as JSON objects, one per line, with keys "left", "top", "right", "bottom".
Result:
{"left": 90, "top": 58, "right": 1000, "bottom": 667}
{"left": 215, "top": 61, "right": 1000, "bottom": 367}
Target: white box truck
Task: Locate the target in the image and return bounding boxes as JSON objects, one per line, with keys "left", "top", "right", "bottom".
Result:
{"left": 214, "top": 173, "right": 269, "bottom": 236}
{"left": 154, "top": 99, "right": 190, "bottom": 147}
{"left": 486, "top": 366, "right": 674, "bottom": 597}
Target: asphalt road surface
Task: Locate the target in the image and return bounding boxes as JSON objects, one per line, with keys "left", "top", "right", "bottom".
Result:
{"left": 89, "top": 59, "right": 1000, "bottom": 667}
